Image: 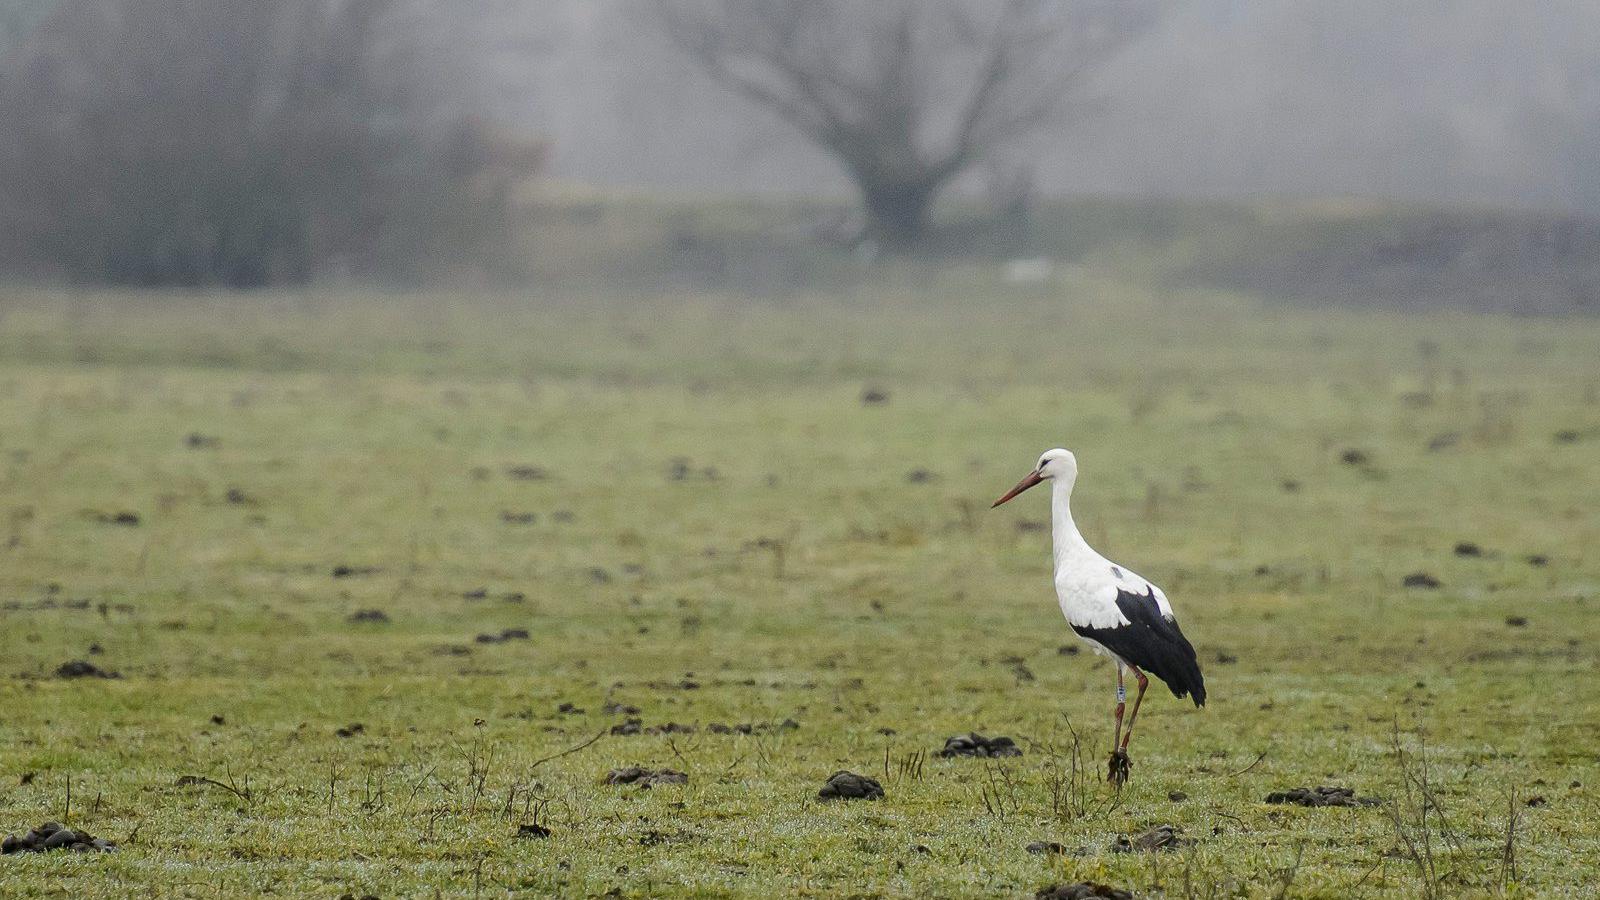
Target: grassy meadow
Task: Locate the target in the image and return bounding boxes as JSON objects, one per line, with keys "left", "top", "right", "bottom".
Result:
{"left": 1, "top": 224, "right": 1599, "bottom": 896}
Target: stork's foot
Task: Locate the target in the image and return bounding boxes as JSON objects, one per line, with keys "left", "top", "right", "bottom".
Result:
{"left": 1107, "top": 749, "right": 1131, "bottom": 786}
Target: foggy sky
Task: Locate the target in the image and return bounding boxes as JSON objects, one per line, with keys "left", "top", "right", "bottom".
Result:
{"left": 503, "top": 0, "right": 1600, "bottom": 213}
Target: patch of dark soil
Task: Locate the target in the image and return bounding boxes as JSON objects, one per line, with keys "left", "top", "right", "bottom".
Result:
{"left": 185, "top": 433, "right": 220, "bottom": 449}
{"left": 2, "top": 823, "right": 116, "bottom": 854}
{"left": 505, "top": 465, "right": 550, "bottom": 481}
{"left": 817, "top": 770, "right": 883, "bottom": 801}
{"left": 1454, "top": 542, "right": 1484, "bottom": 557}
{"left": 433, "top": 644, "right": 472, "bottom": 656}
{"left": 1525, "top": 554, "right": 1549, "bottom": 567}
{"left": 860, "top": 388, "right": 889, "bottom": 405}
{"left": 708, "top": 722, "right": 754, "bottom": 735}
{"left": 906, "top": 469, "right": 938, "bottom": 484}
{"left": 517, "top": 823, "right": 552, "bottom": 839}
{"left": 347, "top": 609, "right": 390, "bottom": 624}
{"left": 1111, "top": 824, "right": 1191, "bottom": 853}
{"left": 476, "top": 629, "right": 531, "bottom": 644}
{"left": 1265, "top": 786, "right": 1380, "bottom": 807}
{"left": 335, "top": 723, "right": 365, "bottom": 738}
{"left": 1506, "top": 616, "right": 1529, "bottom": 627}
{"left": 1403, "top": 572, "right": 1442, "bottom": 589}
{"left": 331, "top": 565, "right": 378, "bottom": 578}
{"left": 1215, "top": 652, "right": 1238, "bottom": 665}
{"left": 500, "top": 511, "right": 537, "bottom": 525}
{"left": 557, "top": 702, "right": 584, "bottom": 714}
{"left": 610, "top": 718, "right": 642, "bottom": 736}
{"left": 55, "top": 660, "right": 119, "bottom": 680}
{"left": 1058, "top": 644, "right": 1080, "bottom": 655}
{"left": 1035, "top": 883, "right": 1133, "bottom": 900}
{"left": 603, "top": 702, "right": 641, "bottom": 716}
{"left": 1168, "top": 791, "right": 1189, "bottom": 802}
{"left": 646, "top": 722, "right": 695, "bottom": 735}
{"left": 1427, "top": 432, "right": 1461, "bottom": 452}
{"left": 1526, "top": 795, "right": 1547, "bottom": 808}
{"left": 1338, "top": 449, "right": 1370, "bottom": 466}
{"left": 224, "top": 488, "right": 257, "bottom": 506}
{"left": 1554, "top": 430, "right": 1583, "bottom": 444}
{"left": 210, "top": 714, "right": 226, "bottom": 725}
{"left": 1025, "top": 840, "right": 1068, "bottom": 855}
{"left": 97, "top": 511, "right": 141, "bottom": 526}
{"left": 938, "top": 733, "right": 1022, "bottom": 758}
{"left": 667, "top": 458, "right": 721, "bottom": 482}
{"left": 605, "top": 766, "right": 687, "bottom": 787}
{"left": 462, "top": 588, "right": 489, "bottom": 600}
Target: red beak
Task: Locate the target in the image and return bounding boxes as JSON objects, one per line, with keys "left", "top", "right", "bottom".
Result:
{"left": 991, "top": 470, "right": 1044, "bottom": 508}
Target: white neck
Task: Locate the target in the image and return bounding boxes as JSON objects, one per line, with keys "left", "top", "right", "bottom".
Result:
{"left": 1051, "top": 478, "right": 1094, "bottom": 569}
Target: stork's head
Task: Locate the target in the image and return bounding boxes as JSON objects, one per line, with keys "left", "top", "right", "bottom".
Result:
{"left": 991, "top": 448, "right": 1077, "bottom": 508}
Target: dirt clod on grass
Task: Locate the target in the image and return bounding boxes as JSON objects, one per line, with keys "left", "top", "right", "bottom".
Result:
{"left": 2, "top": 823, "right": 116, "bottom": 854}
{"left": 1025, "top": 840, "right": 1068, "bottom": 855}
{"left": 1111, "top": 824, "right": 1191, "bottom": 853}
{"left": 610, "top": 718, "right": 643, "bottom": 735}
{"left": 817, "top": 771, "right": 884, "bottom": 801}
{"left": 1402, "top": 572, "right": 1442, "bottom": 588}
{"left": 1506, "top": 616, "right": 1529, "bottom": 627}
{"left": 334, "top": 723, "right": 365, "bottom": 738}
{"left": 517, "top": 823, "right": 552, "bottom": 839}
{"left": 1454, "top": 541, "right": 1484, "bottom": 556}
{"left": 606, "top": 766, "right": 688, "bottom": 788}
{"left": 475, "top": 629, "right": 531, "bottom": 644}
{"left": 937, "top": 733, "right": 1022, "bottom": 758}
{"left": 331, "top": 565, "right": 378, "bottom": 578}
{"left": 1265, "top": 786, "right": 1380, "bottom": 807}
{"left": 1036, "top": 883, "right": 1133, "bottom": 900}
{"left": 55, "top": 660, "right": 120, "bottom": 679}
{"left": 347, "top": 609, "right": 390, "bottom": 624}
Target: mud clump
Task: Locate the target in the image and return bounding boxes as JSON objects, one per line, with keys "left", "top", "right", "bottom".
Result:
{"left": 475, "top": 629, "right": 531, "bottom": 644}
{"left": 938, "top": 733, "right": 1022, "bottom": 758}
{"left": 347, "top": 609, "right": 390, "bottom": 624}
{"left": 1111, "top": 824, "right": 1191, "bottom": 853}
{"left": 331, "top": 565, "right": 378, "bottom": 578}
{"left": 334, "top": 723, "right": 365, "bottom": 738}
{"left": 1402, "top": 572, "right": 1442, "bottom": 589}
{"left": 1025, "top": 840, "right": 1067, "bottom": 855}
{"left": 817, "top": 771, "right": 884, "bottom": 801}
{"left": 605, "top": 767, "right": 687, "bottom": 788}
{"left": 1265, "top": 786, "right": 1380, "bottom": 807}
{"left": 517, "top": 823, "right": 552, "bottom": 839}
{"left": 55, "top": 660, "right": 119, "bottom": 680}
{"left": 2, "top": 823, "right": 116, "bottom": 854}
{"left": 1453, "top": 541, "right": 1484, "bottom": 557}
{"left": 860, "top": 387, "right": 889, "bottom": 406}
{"left": 1035, "top": 883, "right": 1133, "bottom": 900}
{"left": 610, "top": 718, "right": 643, "bottom": 736}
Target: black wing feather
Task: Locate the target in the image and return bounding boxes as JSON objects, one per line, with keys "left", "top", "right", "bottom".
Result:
{"left": 1071, "top": 586, "right": 1206, "bottom": 707}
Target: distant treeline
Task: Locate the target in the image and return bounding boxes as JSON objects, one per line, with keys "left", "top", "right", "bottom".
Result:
{"left": 0, "top": 0, "right": 544, "bottom": 287}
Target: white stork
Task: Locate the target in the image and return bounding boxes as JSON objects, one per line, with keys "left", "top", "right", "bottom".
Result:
{"left": 992, "top": 448, "right": 1205, "bottom": 784}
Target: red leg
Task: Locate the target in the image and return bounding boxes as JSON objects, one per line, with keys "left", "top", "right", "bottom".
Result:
{"left": 1112, "top": 666, "right": 1127, "bottom": 750}
{"left": 1108, "top": 665, "right": 1131, "bottom": 785}
{"left": 1119, "top": 667, "right": 1150, "bottom": 752}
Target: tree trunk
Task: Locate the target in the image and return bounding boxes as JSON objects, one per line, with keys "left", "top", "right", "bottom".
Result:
{"left": 859, "top": 176, "right": 938, "bottom": 247}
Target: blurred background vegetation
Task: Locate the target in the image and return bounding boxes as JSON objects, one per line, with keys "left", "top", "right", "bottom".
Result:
{"left": 0, "top": 0, "right": 1593, "bottom": 310}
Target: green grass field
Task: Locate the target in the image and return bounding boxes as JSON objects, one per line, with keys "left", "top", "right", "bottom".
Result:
{"left": 1, "top": 251, "right": 1599, "bottom": 897}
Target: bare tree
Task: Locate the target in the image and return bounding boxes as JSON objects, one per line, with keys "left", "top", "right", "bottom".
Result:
{"left": 655, "top": 0, "right": 1154, "bottom": 245}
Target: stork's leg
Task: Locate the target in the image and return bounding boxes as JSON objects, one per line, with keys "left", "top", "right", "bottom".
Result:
{"left": 1112, "top": 665, "right": 1127, "bottom": 750}
{"left": 1108, "top": 664, "right": 1132, "bottom": 785}
{"left": 1118, "top": 666, "right": 1150, "bottom": 753}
